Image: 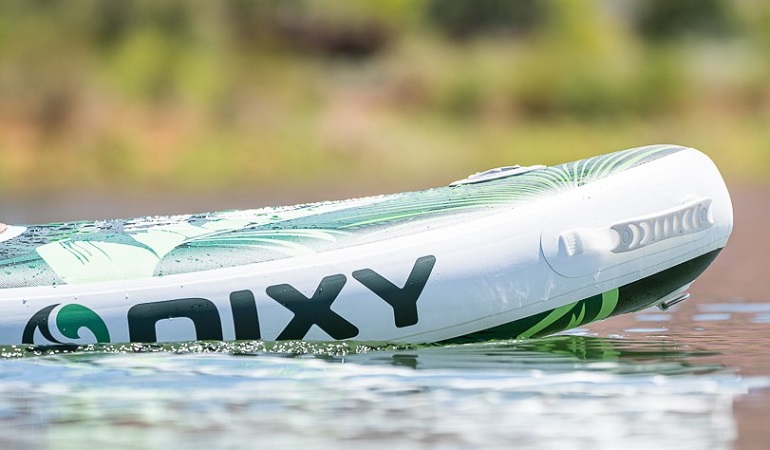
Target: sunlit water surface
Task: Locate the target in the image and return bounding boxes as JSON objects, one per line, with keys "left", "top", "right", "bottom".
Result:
{"left": 1, "top": 301, "right": 769, "bottom": 450}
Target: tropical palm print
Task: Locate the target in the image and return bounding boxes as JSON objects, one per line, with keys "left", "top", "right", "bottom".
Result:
{"left": 0, "top": 145, "right": 684, "bottom": 287}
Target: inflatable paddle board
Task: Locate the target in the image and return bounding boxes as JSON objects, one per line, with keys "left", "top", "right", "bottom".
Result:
{"left": 0, "top": 145, "right": 732, "bottom": 346}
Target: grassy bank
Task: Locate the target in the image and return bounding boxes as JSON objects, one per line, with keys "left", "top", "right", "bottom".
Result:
{"left": 1, "top": 1, "right": 768, "bottom": 195}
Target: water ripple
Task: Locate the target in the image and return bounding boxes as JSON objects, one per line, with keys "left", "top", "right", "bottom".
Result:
{"left": 0, "top": 334, "right": 764, "bottom": 448}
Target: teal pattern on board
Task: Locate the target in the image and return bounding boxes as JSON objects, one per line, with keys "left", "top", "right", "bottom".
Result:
{"left": 0, "top": 145, "right": 684, "bottom": 288}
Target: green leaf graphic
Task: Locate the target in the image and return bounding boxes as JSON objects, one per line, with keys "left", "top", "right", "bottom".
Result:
{"left": 56, "top": 304, "right": 111, "bottom": 343}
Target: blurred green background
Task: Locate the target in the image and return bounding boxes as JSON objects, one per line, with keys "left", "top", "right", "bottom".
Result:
{"left": 1, "top": 0, "right": 769, "bottom": 199}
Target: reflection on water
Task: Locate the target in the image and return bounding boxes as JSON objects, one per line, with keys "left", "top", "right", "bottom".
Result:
{"left": 0, "top": 334, "right": 765, "bottom": 449}
{"left": 0, "top": 303, "right": 769, "bottom": 449}
{"left": 343, "top": 336, "right": 725, "bottom": 376}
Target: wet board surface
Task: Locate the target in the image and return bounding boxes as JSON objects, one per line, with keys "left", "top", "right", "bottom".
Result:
{"left": 0, "top": 145, "right": 683, "bottom": 289}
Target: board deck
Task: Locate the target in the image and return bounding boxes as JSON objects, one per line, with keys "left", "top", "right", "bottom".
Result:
{"left": 0, "top": 145, "right": 684, "bottom": 290}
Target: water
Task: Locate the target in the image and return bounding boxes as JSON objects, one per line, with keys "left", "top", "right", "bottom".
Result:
{"left": 0, "top": 299, "right": 768, "bottom": 450}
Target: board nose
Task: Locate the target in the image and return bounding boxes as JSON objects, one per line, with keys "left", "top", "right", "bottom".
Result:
{"left": 539, "top": 147, "right": 732, "bottom": 279}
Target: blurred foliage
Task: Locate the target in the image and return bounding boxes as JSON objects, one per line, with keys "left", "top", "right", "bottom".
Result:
{"left": 424, "top": 0, "right": 548, "bottom": 39}
{"left": 0, "top": 0, "right": 768, "bottom": 196}
{"left": 635, "top": 0, "right": 736, "bottom": 41}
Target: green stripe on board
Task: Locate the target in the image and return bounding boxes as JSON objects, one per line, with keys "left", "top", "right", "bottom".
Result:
{"left": 443, "top": 250, "right": 718, "bottom": 344}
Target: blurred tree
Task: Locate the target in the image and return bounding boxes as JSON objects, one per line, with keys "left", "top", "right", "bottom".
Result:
{"left": 270, "top": 0, "right": 393, "bottom": 59}
{"left": 222, "top": 0, "right": 288, "bottom": 50}
{"left": 89, "top": 0, "right": 196, "bottom": 49}
{"left": 754, "top": 2, "right": 770, "bottom": 50}
{"left": 635, "top": 0, "right": 735, "bottom": 41}
{"left": 274, "top": 16, "right": 392, "bottom": 59}
{"left": 424, "top": 0, "right": 548, "bottom": 40}
{"left": 91, "top": 0, "right": 135, "bottom": 48}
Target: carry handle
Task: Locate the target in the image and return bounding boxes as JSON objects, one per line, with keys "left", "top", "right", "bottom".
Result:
{"left": 557, "top": 198, "right": 713, "bottom": 257}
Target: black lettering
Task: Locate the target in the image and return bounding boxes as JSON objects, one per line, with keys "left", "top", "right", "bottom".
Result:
{"left": 230, "top": 290, "right": 261, "bottom": 340}
{"left": 266, "top": 274, "right": 359, "bottom": 340}
{"left": 127, "top": 298, "right": 223, "bottom": 343}
{"left": 352, "top": 255, "right": 436, "bottom": 328}
{"left": 22, "top": 304, "right": 62, "bottom": 344}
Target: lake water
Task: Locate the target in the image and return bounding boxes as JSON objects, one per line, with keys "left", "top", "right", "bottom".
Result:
{"left": 0, "top": 297, "right": 768, "bottom": 450}
{"left": 1, "top": 185, "right": 767, "bottom": 449}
